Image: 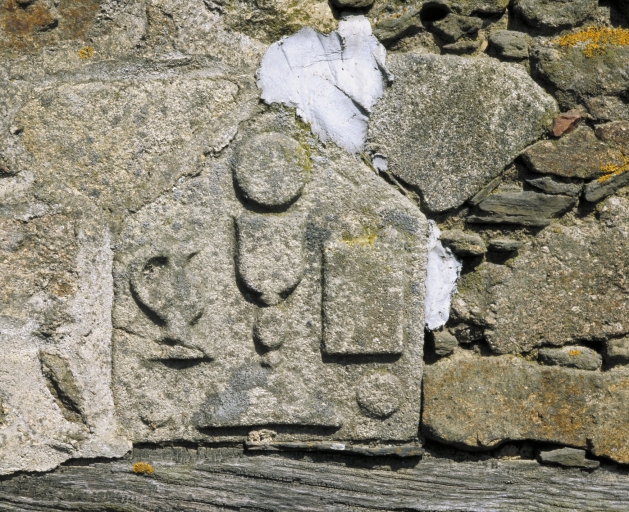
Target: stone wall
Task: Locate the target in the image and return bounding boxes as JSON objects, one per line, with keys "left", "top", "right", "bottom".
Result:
{"left": 1, "top": 0, "right": 629, "bottom": 507}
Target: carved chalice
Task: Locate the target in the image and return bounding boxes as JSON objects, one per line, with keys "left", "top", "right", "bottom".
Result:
{"left": 232, "top": 132, "right": 310, "bottom": 356}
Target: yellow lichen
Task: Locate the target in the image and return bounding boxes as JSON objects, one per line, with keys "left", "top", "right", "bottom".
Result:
{"left": 78, "top": 46, "right": 93, "bottom": 59}
{"left": 568, "top": 349, "right": 581, "bottom": 357}
{"left": 341, "top": 234, "right": 376, "bottom": 246}
{"left": 599, "top": 155, "right": 629, "bottom": 183}
{"left": 557, "top": 26, "right": 629, "bottom": 58}
{"left": 132, "top": 462, "right": 154, "bottom": 475}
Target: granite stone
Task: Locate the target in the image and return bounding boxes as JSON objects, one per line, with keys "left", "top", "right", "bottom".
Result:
{"left": 369, "top": 54, "right": 557, "bottom": 212}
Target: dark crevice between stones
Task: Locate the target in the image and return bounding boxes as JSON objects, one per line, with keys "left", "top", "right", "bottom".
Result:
{"left": 419, "top": 3, "right": 449, "bottom": 24}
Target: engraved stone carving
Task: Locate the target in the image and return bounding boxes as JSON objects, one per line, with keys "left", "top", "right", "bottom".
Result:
{"left": 322, "top": 233, "right": 405, "bottom": 355}
{"left": 233, "top": 132, "right": 309, "bottom": 208}
{"left": 356, "top": 373, "right": 403, "bottom": 419}
{"left": 129, "top": 252, "right": 206, "bottom": 355}
{"left": 235, "top": 213, "right": 306, "bottom": 307}
{"left": 112, "top": 113, "right": 428, "bottom": 446}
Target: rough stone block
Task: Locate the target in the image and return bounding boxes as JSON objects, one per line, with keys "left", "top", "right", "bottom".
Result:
{"left": 422, "top": 354, "right": 629, "bottom": 463}
{"left": 453, "top": 196, "right": 629, "bottom": 354}
{"left": 0, "top": 195, "right": 129, "bottom": 474}
{"left": 369, "top": 53, "right": 557, "bottom": 212}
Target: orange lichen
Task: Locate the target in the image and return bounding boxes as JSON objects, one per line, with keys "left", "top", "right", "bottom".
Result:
{"left": 77, "top": 45, "right": 93, "bottom": 59}
{"left": 568, "top": 349, "right": 581, "bottom": 357}
{"left": 599, "top": 155, "right": 629, "bottom": 183}
{"left": 132, "top": 462, "right": 154, "bottom": 475}
{"left": 557, "top": 26, "right": 629, "bottom": 58}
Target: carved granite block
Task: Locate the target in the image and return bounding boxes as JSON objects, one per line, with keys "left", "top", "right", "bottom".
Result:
{"left": 112, "top": 113, "right": 428, "bottom": 445}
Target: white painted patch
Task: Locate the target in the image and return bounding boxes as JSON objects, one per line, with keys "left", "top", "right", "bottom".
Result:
{"left": 425, "top": 221, "right": 462, "bottom": 331}
{"left": 256, "top": 14, "right": 393, "bottom": 154}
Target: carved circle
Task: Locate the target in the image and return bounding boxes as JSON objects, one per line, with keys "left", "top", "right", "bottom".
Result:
{"left": 233, "top": 132, "right": 309, "bottom": 208}
{"left": 356, "top": 373, "right": 402, "bottom": 419}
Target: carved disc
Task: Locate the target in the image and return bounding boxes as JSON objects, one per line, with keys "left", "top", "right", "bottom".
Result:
{"left": 233, "top": 132, "right": 309, "bottom": 208}
{"left": 356, "top": 373, "right": 403, "bottom": 418}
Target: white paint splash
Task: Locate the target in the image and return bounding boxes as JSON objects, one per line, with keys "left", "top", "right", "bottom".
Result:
{"left": 425, "top": 221, "right": 462, "bottom": 331}
{"left": 256, "top": 14, "right": 393, "bottom": 154}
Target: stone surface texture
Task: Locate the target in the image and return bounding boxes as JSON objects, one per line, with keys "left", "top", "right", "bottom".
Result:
{"left": 521, "top": 126, "right": 624, "bottom": 180}
{"left": 423, "top": 354, "right": 629, "bottom": 463}
{"left": 513, "top": 0, "right": 597, "bottom": 30}
{"left": 454, "top": 196, "right": 629, "bottom": 354}
{"left": 3, "top": 0, "right": 629, "bottom": 500}
{"left": 369, "top": 53, "right": 557, "bottom": 212}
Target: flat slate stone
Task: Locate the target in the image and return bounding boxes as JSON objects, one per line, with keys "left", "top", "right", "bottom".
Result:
{"left": 488, "top": 238, "right": 523, "bottom": 252}
{"left": 369, "top": 54, "right": 557, "bottom": 212}
{"left": 513, "top": 0, "right": 598, "bottom": 30}
{"left": 422, "top": 354, "right": 629, "bottom": 463}
{"left": 521, "top": 127, "right": 625, "bottom": 180}
{"left": 453, "top": 196, "right": 629, "bottom": 354}
{"left": 538, "top": 447, "right": 600, "bottom": 469}
{"left": 538, "top": 346, "right": 602, "bottom": 371}
{"left": 526, "top": 176, "right": 582, "bottom": 196}
{"left": 467, "top": 191, "right": 576, "bottom": 226}
{"left": 584, "top": 171, "right": 629, "bottom": 203}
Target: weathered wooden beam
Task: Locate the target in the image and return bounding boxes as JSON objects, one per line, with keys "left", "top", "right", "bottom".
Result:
{"left": 0, "top": 447, "right": 627, "bottom": 511}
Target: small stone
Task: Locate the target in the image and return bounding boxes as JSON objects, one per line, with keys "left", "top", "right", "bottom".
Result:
{"left": 440, "top": 230, "right": 486, "bottom": 257}
{"left": 0, "top": 159, "right": 14, "bottom": 176}
{"left": 468, "top": 191, "right": 576, "bottom": 227}
{"left": 521, "top": 127, "right": 625, "bottom": 180}
{"left": 551, "top": 109, "right": 582, "bottom": 138}
{"left": 449, "top": 0, "right": 509, "bottom": 16}
{"left": 513, "top": 0, "right": 598, "bottom": 30}
{"left": 585, "top": 96, "right": 629, "bottom": 123}
{"left": 604, "top": 338, "right": 629, "bottom": 366}
{"left": 526, "top": 176, "right": 582, "bottom": 196}
{"left": 442, "top": 39, "right": 482, "bottom": 55}
{"left": 433, "top": 330, "right": 458, "bottom": 357}
{"left": 489, "top": 30, "right": 528, "bottom": 60}
{"left": 584, "top": 171, "right": 629, "bottom": 203}
{"left": 488, "top": 238, "right": 523, "bottom": 252}
{"left": 538, "top": 447, "right": 600, "bottom": 469}
{"left": 432, "top": 14, "right": 483, "bottom": 44}
{"left": 333, "top": 0, "right": 374, "bottom": 7}
{"left": 450, "top": 323, "right": 485, "bottom": 344}
{"left": 595, "top": 121, "right": 629, "bottom": 152}
{"left": 538, "top": 346, "right": 602, "bottom": 371}
{"left": 372, "top": 6, "right": 422, "bottom": 45}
